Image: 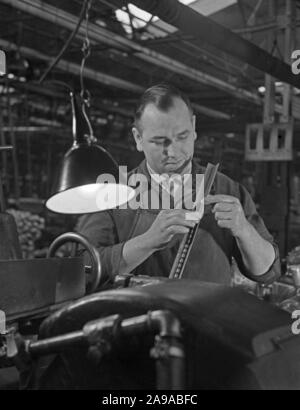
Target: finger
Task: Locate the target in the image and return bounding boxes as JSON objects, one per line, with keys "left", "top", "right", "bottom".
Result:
{"left": 205, "top": 194, "right": 239, "bottom": 205}
{"left": 212, "top": 203, "right": 234, "bottom": 213}
{"left": 216, "top": 219, "right": 232, "bottom": 229}
{"left": 160, "top": 209, "right": 186, "bottom": 215}
{"left": 163, "top": 209, "right": 188, "bottom": 219}
{"left": 167, "top": 212, "right": 195, "bottom": 223}
{"left": 214, "top": 211, "right": 233, "bottom": 221}
{"left": 167, "top": 225, "right": 190, "bottom": 235}
{"left": 159, "top": 209, "right": 178, "bottom": 216}
{"left": 167, "top": 217, "right": 196, "bottom": 228}
{"left": 185, "top": 211, "right": 202, "bottom": 221}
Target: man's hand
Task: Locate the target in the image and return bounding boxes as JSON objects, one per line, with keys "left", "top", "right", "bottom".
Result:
{"left": 144, "top": 209, "right": 197, "bottom": 251}
{"left": 120, "top": 209, "right": 199, "bottom": 275}
{"left": 206, "top": 194, "right": 276, "bottom": 277}
{"left": 205, "top": 194, "right": 250, "bottom": 239}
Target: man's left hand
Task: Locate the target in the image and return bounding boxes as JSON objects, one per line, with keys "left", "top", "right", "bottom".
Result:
{"left": 205, "top": 194, "right": 250, "bottom": 238}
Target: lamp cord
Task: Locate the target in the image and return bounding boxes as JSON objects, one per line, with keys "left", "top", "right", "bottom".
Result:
{"left": 39, "top": 0, "right": 89, "bottom": 84}
{"left": 80, "top": 0, "right": 96, "bottom": 142}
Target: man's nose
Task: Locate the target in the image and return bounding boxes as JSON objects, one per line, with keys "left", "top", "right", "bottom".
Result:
{"left": 164, "top": 141, "right": 176, "bottom": 156}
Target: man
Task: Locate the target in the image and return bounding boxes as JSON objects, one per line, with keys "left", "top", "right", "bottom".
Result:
{"left": 78, "top": 84, "right": 280, "bottom": 285}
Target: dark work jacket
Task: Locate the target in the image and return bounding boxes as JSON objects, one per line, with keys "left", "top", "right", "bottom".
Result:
{"left": 77, "top": 160, "right": 280, "bottom": 286}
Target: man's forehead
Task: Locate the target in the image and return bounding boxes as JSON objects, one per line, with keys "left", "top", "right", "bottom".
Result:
{"left": 140, "top": 99, "right": 192, "bottom": 130}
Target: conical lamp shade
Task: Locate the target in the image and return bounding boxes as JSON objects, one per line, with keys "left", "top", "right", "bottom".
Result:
{"left": 46, "top": 92, "right": 135, "bottom": 214}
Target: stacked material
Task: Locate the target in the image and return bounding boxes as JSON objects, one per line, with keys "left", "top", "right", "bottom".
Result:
{"left": 7, "top": 209, "right": 45, "bottom": 258}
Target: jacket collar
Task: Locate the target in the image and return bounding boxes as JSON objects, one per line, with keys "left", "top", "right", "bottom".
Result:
{"left": 129, "top": 159, "right": 208, "bottom": 206}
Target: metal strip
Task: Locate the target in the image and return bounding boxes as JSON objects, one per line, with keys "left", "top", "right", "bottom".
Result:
{"left": 169, "top": 163, "right": 219, "bottom": 280}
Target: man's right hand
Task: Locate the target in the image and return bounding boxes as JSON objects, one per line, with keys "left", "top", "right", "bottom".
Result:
{"left": 144, "top": 210, "right": 197, "bottom": 251}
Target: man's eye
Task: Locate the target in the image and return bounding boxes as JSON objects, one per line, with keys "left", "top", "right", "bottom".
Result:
{"left": 178, "top": 134, "right": 188, "bottom": 140}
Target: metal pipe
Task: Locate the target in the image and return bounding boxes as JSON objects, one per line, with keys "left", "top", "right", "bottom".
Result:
{"left": 153, "top": 337, "right": 185, "bottom": 390}
{"left": 6, "top": 85, "right": 20, "bottom": 202}
{"left": 0, "top": 145, "right": 13, "bottom": 150}
{"left": 234, "top": 19, "right": 300, "bottom": 35}
{"left": 28, "top": 330, "right": 85, "bottom": 356}
{"left": 192, "top": 103, "right": 231, "bottom": 120}
{"left": 234, "top": 21, "right": 278, "bottom": 35}
{"left": 0, "top": 109, "right": 8, "bottom": 197}
{"left": 1, "top": 79, "right": 135, "bottom": 118}
{"left": 0, "top": 39, "right": 143, "bottom": 94}
{"left": 26, "top": 309, "right": 184, "bottom": 389}
{"left": 1, "top": 127, "right": 51, "bottom": 132}
{"left": 128, "top": 0, "right": 300, "bottom": 89}
{"left": 0, "top": 0, "right": 264, "bottom": 107}
{"left": 85, "top": 310, "right": 185, "bottom": 390}
{"left": 147, "top": 311, "right": 184, "bottom": 390}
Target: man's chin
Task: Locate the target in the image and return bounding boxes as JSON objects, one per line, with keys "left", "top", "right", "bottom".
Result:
{"left": 162, "top": 163, "right": 179, "bottom": 172}
{"left": 163, "top": 160, "right": 188, "bottom": 174}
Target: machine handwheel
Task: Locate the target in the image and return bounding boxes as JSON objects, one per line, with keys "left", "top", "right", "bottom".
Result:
{"left": 47, "top": 232, "right": 102, "bottom": 294}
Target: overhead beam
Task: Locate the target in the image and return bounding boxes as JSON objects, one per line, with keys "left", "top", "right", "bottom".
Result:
{"left": 192, "top": 103, "right": 231, "bottom": 120}
{"left": 1, "top": 0, "right": 297, "bottom": 119}
{"left": 0, "top": 39, "right": 144, "bottom": 93}
{"left": 234, "top": 22, "right": 277, "bottom": 35}
{"left": 234, "top": 19, "right": 300, "bottom": 35}
{"left": 127, "top": 0, "right": 300, "bottom": 88}
{"left": 4, "top": 80, "right": 67, "bottom": 99}
{"left": 0, "top": 0, "right": 263, "bottom": 106}
{"left": 1, "top": 126, "right": 52, "bottom": 132}
{"left": 0, "top": 39, "right": 231, "bottom": 120}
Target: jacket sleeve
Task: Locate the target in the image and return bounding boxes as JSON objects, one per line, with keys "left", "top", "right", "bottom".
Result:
{"left": 76, "top": 211, "right": 125, "bottom": 283}
{"left": 232, "top": 183, "right": 281, "bottom": 284}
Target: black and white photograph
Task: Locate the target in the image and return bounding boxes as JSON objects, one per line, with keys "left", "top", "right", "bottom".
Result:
{"left": 0, "top": 0, "right": 300, "bottom": 393}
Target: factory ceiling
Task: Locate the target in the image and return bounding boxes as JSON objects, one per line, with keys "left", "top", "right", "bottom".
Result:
{"left": 0, "top": 0, "right": 299, "bottom": 161}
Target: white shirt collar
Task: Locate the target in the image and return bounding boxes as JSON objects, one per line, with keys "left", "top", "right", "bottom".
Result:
{"left": 146, "top": 161, "right": 192, "bottom": 197}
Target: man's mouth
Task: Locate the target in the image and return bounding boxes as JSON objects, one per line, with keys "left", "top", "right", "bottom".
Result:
{"left": 164, "top": 159, "right": 180, "bottom": 165}
{"left": 163, "top": 157, "right": 192, "bottom": 174}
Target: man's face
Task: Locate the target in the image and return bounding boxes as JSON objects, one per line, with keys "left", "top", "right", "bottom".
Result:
{"left": 132, "top": 97, "right": 197, "bottom": 175}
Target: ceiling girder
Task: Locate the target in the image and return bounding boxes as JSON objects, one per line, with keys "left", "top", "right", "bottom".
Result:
{"left": 127, "top": 0, "right": 299, "bottom": 88}
{"left": 0, "top": 0, "right": 263, "bottom": 106}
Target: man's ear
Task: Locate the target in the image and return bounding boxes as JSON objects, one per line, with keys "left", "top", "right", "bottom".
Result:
{"left": 192, "top": 115, "right": 197, "bottom": 141}
{"left": 132, "top": 127, "right": 143, "bottom": 152}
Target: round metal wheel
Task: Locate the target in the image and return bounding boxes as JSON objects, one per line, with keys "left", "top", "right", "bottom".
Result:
{"left": 47, "top": 232, "right": 102, "bottom": 294}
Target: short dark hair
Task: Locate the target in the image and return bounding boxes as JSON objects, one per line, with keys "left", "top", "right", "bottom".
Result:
{"left": 134, "top": 84, "right": 193, "bottom": 130}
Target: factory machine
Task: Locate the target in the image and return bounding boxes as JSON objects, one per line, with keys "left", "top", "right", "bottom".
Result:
{"left": 1, "top": 182, "right": 300, "bottom": 390}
